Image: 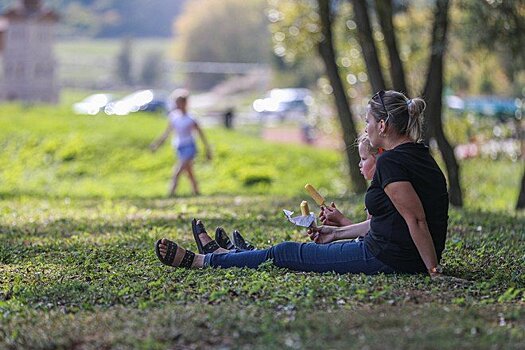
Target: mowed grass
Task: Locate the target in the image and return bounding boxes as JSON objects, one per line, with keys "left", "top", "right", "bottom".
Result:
{"left": 0, "top": 102, "right": 524, "bottom": 349}
{"left": 56, "top": 38, "right": 176, "bottom": 87}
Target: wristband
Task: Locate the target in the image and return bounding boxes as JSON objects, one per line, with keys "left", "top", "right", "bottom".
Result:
{"left": 428, "top": 264, "right": 443, "bottom": 274}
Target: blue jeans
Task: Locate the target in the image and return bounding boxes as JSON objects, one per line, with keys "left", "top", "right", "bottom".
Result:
{"left": 203, "top": 239, "right": 396, "bottom": 275}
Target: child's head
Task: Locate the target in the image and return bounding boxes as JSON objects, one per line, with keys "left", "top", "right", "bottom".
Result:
{"left": 357, "top": 134, "right": 380, "bottom": 180}
{"left": 170, "top": 89, "right": 189, "bottom": 111}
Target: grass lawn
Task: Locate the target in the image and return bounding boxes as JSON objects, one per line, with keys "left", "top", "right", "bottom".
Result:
{"left": 55, "top": 38, "right": 179, "bottom": 89}
{"left": 0, "top": 103, "right": 524, "bottom": 349}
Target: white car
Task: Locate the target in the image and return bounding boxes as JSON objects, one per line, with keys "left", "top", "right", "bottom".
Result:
{"left": 73, "top": 94, "right": 114, "bottom": 115}
{"left": 104, "top": 90, "right": 167, "bottom": 116}
{"left": 253, "top": 88, "right": 313, "bottom": 121}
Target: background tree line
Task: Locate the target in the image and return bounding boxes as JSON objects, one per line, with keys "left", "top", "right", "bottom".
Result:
{"left": 263, "top": 0, "right": 524, "bottom": 208}
{"left": 1, "top": 0, "right": 187, "bottom": 38}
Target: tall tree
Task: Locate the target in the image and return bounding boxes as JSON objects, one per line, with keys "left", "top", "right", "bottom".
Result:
{"left": 518, "top": 168, "right": 525, "bottom": 210}
{"left": 422, "top": 0, "right": 463, "bottom": 206}
{"left": 373, "top": 0, "right": 408, "bottom": 94}
{"left": 115, "top": 38, "right": 133, "bottom": 86}
{"left": 175, "top": 0, "right": 271, "bottom": 90}
{"left": 351, "top": 0, "right": 386, "bottom": 92}
{"left": 318, "top": 0, "right": 367, "bottom": 193}
{"left": 458, "top": 0, "right": 525, "bottom": 209}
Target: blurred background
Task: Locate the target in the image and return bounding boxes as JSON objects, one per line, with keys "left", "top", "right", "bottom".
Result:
{"left": 0, "top": 0, "right": 523, "bottom": 210}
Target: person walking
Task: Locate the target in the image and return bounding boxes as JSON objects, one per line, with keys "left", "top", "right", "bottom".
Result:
{"left": 150, "top": 89, "right": 212, "bottom": 197}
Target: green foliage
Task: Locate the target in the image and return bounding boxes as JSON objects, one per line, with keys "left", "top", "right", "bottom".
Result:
{"left": 174, "top": 0, "right": 271, "bottom": 89}
{"left": 456, "top": 0, "right": 525, "bottom": 78}
{"left": 0, "top": 196, "right": 523, "bottom": 348}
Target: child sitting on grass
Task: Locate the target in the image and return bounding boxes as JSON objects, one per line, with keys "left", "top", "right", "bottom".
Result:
{"left": 213, "top": 134, "right": 382, "bottom": 251}
{"left": 320, "top": 133, "right": 382, "bottom": 226}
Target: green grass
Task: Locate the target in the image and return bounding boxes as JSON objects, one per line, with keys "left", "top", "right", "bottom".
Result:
{"left": 0, "top": 102, "right": 524, "bottom": 349}
{"left": 56, "top": 38, "right": 178, "bottom": 88}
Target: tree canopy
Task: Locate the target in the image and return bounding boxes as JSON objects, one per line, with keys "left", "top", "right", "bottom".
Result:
{"left": 173, "top": 0, "right": 271, "bottom": 89}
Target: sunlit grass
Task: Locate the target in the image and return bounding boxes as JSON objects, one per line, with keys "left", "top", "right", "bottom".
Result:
{"left": 0, "top": 102, "right": 524, "bottom": 348}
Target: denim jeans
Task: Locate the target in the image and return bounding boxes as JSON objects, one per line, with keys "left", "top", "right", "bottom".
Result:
{"left": 203, "top": 239, "right": 396, "bottom": 275}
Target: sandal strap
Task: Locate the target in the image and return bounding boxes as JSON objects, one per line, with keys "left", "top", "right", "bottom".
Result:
{"left": 194, "top": 220, "right": 207, "bottom": 234}
{"left": 215, "top": 227, "right": 235, "bottom": 250}
{"left": 164, "top": 240, "right": 178, "bottom": 265}
{"left": 202, "top": 240, "right": 220, "bottom": 254}
{"left": 180, "top": 250, "right": 195, "bottom": 268}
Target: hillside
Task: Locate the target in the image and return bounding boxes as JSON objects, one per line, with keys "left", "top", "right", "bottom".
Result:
{"left": 0, "top": 0, "right": 187, "bottom": 38}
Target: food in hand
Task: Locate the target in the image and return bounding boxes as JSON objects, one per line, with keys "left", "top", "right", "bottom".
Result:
{"left": 304, "top": 184, "right": 325, "bottom": 206}
{"left": 300, "top": 200, "right": 310, "bottom": 216}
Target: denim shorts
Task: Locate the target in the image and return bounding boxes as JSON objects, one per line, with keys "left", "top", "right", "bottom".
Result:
{"left": 176, "top": 142, "right": 197, "bottom": 161}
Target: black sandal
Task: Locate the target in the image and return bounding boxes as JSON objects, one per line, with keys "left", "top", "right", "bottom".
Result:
{"left": 155, "top": 239, "right": 195, "bottom": 268}
{"left": 215, "top": 227, "right": 235, "bottom": 250}
{"left": 191, "top": 218, "right": 221, "bottom": 254}
{"left": 232, "top": 230, "right": 256, "bottom": 250}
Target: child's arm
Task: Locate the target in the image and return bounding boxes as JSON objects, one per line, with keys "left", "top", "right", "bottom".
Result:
{"left": 150, "top": 123, "right": 171, "bottom": 152}
{"left": 307, "top": 219, "right": 370, "bottom": 244}
{"left": 319, "top": 202, "right": 352, "bottom": 226}
{"left": 193, "top": 122, "right": 212, "bottom": 160}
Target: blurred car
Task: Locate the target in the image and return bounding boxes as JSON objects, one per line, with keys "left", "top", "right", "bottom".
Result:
{"left": 252, "top": 88, "right": 313, "bottom": 121}
{"left": 72, "top": 93, "right": 114, "bottom": 115}
{"left": 446, "top": 95, "right": 522, "bottom": 121}
{"left": 104, "top": 90, "right": 168, "bottom": 116}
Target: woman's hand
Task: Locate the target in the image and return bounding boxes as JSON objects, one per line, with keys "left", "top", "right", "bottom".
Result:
{"left": 307, "top": 225, "right": 337, "bottom": 244}
{"left": 319, "top": 202, "right": 352, "bottom": 226}
{"left": 205, "top": 147, "right": 213, "bottom": 161}
{"left": 149, "top": 143, "right": 158, "bottom": 152}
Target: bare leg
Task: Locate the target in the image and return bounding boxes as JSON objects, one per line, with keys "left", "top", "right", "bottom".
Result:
{"left": 158, "top": 238, "right": 204, "bottom": 268}
{"left": 185, "top": 160, "right": 200, "bottom": 195}
{"left": 168, "top": 159, "right": 191, "bottom": 197}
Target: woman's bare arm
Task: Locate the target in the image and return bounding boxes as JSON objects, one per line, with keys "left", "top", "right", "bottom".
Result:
{"left": 384, "top": 181, "right": 439, "bottom": 273}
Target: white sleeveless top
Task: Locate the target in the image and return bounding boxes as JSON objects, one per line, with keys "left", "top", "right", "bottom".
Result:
{"left": 169, "top": 110, "right": 196, "bottom": 147}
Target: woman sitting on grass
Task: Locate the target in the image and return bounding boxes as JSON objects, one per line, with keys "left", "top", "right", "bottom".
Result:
{"left": 155, "top": 90, "right": 449, "bottom": 277}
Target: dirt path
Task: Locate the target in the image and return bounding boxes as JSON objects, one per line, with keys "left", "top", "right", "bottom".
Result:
{"left": 261, "top": 126, "right": 343, "bottom": 149}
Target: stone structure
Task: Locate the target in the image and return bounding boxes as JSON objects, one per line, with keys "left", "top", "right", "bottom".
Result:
{"left": 1, "top": 0, "right": 59, "bottom": 103}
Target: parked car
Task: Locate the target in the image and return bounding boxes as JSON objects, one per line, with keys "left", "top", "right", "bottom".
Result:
{"left": 104, "top": 90, "right": 168, "bottom": 116}
{"left": 446, "top": 95, "right": 522, "bottom": 121}
{"left": 72, "top": 93, "right": 114, "bottom": 115}
{"left": 252, "top": 88, "right": 312, "bottom": 121}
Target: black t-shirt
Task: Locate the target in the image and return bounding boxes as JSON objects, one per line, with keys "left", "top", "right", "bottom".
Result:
{"left": 364, "top": 142, "right": 449, "bottom": 273}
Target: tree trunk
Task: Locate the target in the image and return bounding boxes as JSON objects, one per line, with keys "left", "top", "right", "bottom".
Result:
{"left": 374, "top": 0, "right": 408, "bottom": 94}
{"left": 351, "top": 0, "right": 386, "bottom": 92}
{"left": 517, "top": 168, "right": 525, "bottom": 209}
{"left": 317, "top": 0, "right": 368, "bottom": 193}
{"left": 516, "top": 118, "right": 525, "bottom": 209}
{"left": 422, "top": 0, "right": 463, "bottom": 207}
